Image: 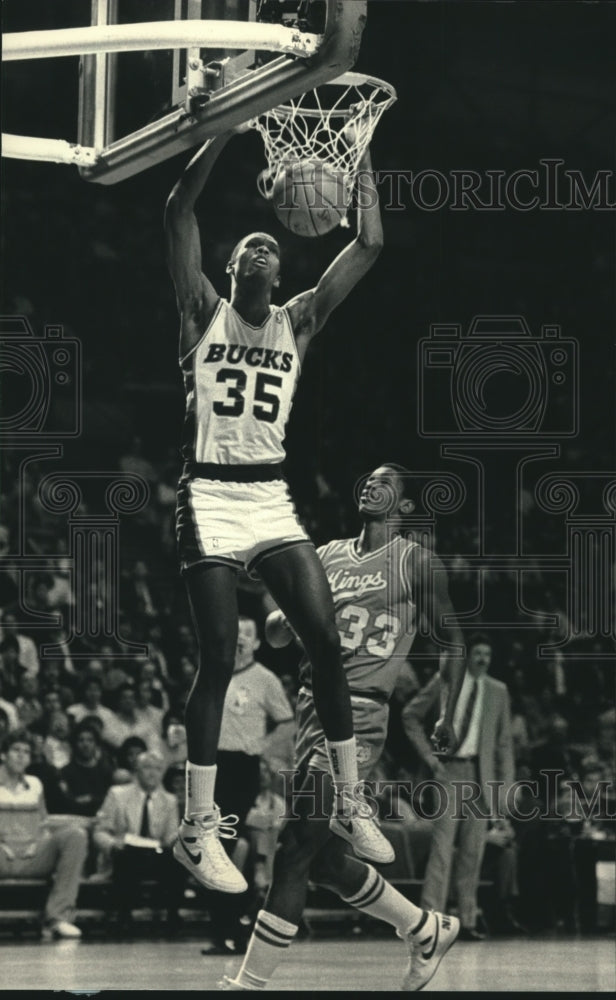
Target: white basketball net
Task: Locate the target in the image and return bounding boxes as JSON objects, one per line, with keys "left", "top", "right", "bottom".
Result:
{"left": 249, "top": 73, "right": 397, "bottom": 207}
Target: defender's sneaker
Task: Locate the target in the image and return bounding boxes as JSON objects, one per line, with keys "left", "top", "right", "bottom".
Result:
{"left": 402, "top": 911, "right": 459, "bottom": 991}
{"left": 217, "top": 976, "right": 257, "bottom": 991}
{"left": 173, "top": 806, "right": 248, "bottom": 893}
{"left": 41, "top": 920, "right": 82, "bottom": 941}
{"left": 329, "top": 791, "right": 395, "bottom": 865}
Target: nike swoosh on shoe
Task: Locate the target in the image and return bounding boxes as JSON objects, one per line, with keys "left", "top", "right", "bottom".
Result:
{"left": 422, "top": 916, "right": 439, "bottom": 960}
{"left": 179, "top": 839, "right": 202, "bottom": 866}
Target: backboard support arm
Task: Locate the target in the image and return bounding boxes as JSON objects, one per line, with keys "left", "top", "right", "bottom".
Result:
{"left": 78, "top": 0, "right": 366, "bottom": 184}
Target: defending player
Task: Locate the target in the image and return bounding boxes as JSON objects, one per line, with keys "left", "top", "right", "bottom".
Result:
{"left": 164, "top": 131, "right": 391, "bottom": 894}
{"left": 220, "top": 464, "right": 466, "bottom": 991}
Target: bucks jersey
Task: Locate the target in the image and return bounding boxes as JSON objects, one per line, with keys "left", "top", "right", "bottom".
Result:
{"left": 299, "top": 535, "right": 419, "bottom": 699}
{"left": 180, "top": 299, "right": 300, "bottom": 466}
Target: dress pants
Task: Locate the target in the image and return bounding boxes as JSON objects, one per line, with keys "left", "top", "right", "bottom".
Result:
{"left": 420, "top": 758, "right": 488, "bottom": 929}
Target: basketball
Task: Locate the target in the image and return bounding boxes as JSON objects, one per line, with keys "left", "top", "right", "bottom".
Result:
{"left": 271, "top": 160, "right": 350, "bottom": 237}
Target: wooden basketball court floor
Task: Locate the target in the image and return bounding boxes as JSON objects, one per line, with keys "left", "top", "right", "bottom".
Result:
{"left": 1, "top": 935, "right": 614, "bottom": 992}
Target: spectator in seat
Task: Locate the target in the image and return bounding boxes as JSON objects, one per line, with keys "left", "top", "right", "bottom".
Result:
{"left": 135, "top": 678, "right": 164, "bottom": 742}
{"left": 105, "top": 683, "right": 162, "bottom": 754}
{"left": 67, "top": 677, "right": 116, "bottom": 741}
{"left": 56, "top": 721, "right": 114, "bottom": 818}
{"left": 136, "top": 658, "right": 170, "bottom": 712}
{"left": 38, "top": 659, "right": 75, "bottom": 711}
{"left": 93, "top": 750, "right": 183, "bottom": 935}
{"left": 0, "top": 610, "right": 40, "bottom": 678}
{"left": 0, "top": 729, "right": 87, "bottom": 939}
{"left": 14, "top": 674, "right": 43, "bottom": 730}
{"left": 42, "top": 710, "right": 73, "bottom": 771}
{"left": 112, "top": 735, "right": 148, "bottom": 785}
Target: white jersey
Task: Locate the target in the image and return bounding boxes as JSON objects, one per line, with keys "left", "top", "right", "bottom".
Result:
{"left": 180, "top": 298, "right": 300, "bottom": 466}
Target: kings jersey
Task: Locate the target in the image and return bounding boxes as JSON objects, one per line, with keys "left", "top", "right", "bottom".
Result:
{"left": 299, "top": 536, "right": 419, "bottom": 700}
{"left": 180, "top": 299, "right": 300, "bottom": 466}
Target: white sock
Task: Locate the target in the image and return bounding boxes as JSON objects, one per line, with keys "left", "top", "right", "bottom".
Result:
{"left": 341, "top": 864, "right": 436, "bottom": 940}
{"left": 184, "top": 761, "right": 217, "bottom": 819}
{"left": 234, "top": 909, "right": 298, "bottom": 990}
{"left": 325, "top": 736, "right": 359, "bottom": 806}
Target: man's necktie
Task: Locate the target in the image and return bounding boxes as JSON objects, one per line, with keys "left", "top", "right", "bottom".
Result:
{"left": 457, "top": 680, "right": 478, "bottom": 749}
{"left": 139, "top": 793, "right": 151, "bottom": 838}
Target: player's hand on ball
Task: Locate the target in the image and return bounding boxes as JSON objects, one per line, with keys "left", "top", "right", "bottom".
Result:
{"left": 343, "top": 106, "right": 371, "bottom": 165}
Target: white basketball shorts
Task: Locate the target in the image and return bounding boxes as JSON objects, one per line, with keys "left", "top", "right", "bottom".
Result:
{"left": 176, "top": 474, "right": 311, "bottom": 576}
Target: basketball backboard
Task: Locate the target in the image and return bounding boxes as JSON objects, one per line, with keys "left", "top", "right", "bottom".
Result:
{"left": 2, "top": 0, "right": 367, "bottom": 184}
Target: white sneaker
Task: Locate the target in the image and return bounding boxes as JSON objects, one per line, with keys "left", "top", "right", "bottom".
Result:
{"left": 173, "top": 806, "right": 248, "bottom": 893}
{"left": 42, "top": 920, "right": 82, "bottom": 940}
{"left": 217, "top": 976, "right": 255, "bottom": 991}
{"left": 329, "top": 791, "right": 395, "bottom": 865}
{"left": 401, "top": 911, "right": 459, "bottom": 991}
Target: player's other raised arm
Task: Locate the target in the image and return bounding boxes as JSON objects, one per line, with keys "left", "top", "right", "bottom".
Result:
{"left": 164, "top": 134, "right": 232, "bottom": 350}
{"left": 286, "top": 146, "right": 383, "bottom": 360}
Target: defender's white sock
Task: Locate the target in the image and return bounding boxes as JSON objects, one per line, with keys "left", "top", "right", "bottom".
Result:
{"left": 341, "top": 865, "right": 436, "bottom": 940}
{"left": 234, "top": 910, "right": 299, "bottom": 990}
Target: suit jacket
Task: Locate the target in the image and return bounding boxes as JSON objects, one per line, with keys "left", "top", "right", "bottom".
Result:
{"left": 93, "top": 781, "right": 179, "bottom": 852}
{"left": 402, "top": 673, "right": 515, "bottom": 806}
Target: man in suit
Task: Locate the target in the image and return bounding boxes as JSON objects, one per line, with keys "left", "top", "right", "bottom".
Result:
{"left": 93, "top": 750, "right": 183, "bottom": 934}
{"left": 403, "top": 633, "right": 515, "bottom": 940}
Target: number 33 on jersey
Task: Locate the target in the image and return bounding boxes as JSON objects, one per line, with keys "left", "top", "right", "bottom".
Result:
{"left": 180, "top": 299, "right": 300, "bottom": 466}
{"left": 299, "top": 535, "right": 421, "bottom": 701}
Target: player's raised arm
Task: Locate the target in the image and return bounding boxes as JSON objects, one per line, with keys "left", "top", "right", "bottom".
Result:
{"left": 408, "top": 548, "right": 466, "bottom": 756}
{"left": 285, "top": 146, "right": 383, "bottom": 361}
{"left": 164, "top": 134, "right": 232, "bottom": 347}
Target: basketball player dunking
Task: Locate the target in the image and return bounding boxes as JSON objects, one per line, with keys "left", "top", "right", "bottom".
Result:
{"left": 219, "top": 464, "right": 466, "bottom": 991}
{"left": 165, "top": 131, "right": 392, "bottom": 894}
